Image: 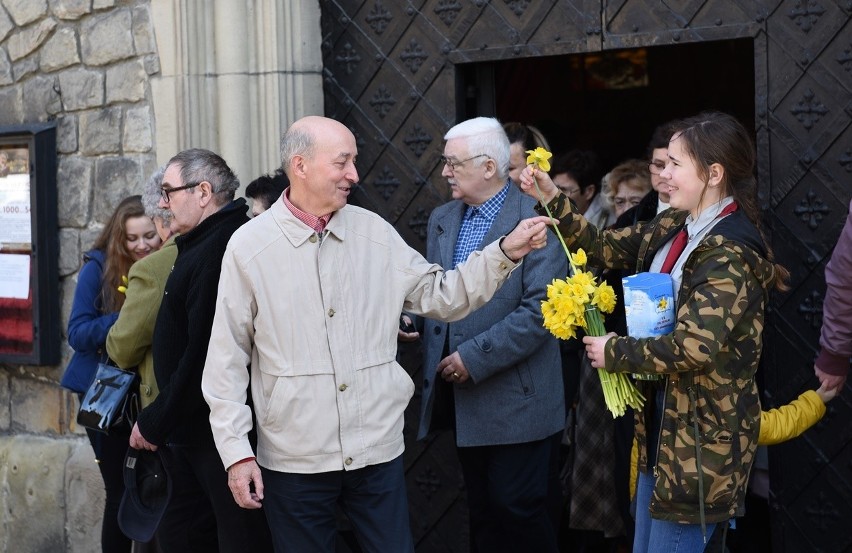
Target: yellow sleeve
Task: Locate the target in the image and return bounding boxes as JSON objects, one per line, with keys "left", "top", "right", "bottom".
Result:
{"left": 758, "top": 390, "right": 826, "bottom": 446}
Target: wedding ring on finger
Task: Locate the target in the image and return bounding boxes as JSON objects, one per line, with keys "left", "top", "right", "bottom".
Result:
{"left": 452, "top": 371, "right": 460, "bottom": 379}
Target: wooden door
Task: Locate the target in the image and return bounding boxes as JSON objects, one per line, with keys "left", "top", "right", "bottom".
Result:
{"left": 320, "top": 1, "right": 852, "bottom": 551}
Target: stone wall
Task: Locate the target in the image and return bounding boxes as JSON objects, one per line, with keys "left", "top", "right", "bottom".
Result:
{"left": 0, "top": 0, "right": 325, "bottom": 549}
{"left": 0, "top": 0, "right": 159, "bottom": 550}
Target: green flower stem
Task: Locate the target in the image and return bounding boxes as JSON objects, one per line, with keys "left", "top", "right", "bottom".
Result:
{"left": 531, "top": 171, "right": 647, "bottom": 419}
{"left": 584, "top": 304, "right": 606, "bottom": 337}
{"left": 532, "top": 176, "right": 576, "bottom": 275}
{"left": 585, "top": 305, "right": 645, "bottom": 417}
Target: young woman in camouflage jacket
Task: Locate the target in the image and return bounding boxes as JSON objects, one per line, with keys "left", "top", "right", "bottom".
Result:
{"left": 520, "top": 112, "right": 788, "bottom": 552}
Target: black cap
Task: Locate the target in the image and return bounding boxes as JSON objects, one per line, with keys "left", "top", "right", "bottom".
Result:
{"left": 118, "top": 447, "right": 173, "bottom": 543}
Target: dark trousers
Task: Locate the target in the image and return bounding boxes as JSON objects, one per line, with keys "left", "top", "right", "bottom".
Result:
{"left": 157, "top": 444, "right": 272, "bottom": 553}
{"left": 260, "top": 455, "right": 414, "bottom": 553}
{"left": 457, "top": 433, "right": 561, "bottom": 553}
{"left": 86, "top": 427, "right": 132, "bottom": 553}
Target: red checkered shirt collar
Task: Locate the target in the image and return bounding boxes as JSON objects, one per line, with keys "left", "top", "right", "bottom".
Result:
{"left": 283, "top": 188, "right": 332, "bottom": 234}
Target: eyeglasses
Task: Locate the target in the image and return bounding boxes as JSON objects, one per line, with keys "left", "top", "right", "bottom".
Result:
{"left": 613, "top": 196, "right": 644, "bottom": 208}
{"left": 440, "top": 154, "right": 488, "bottom": 171}
{"left": 557, "top": 186, "right": 581, "bottom": 197}
{"left": 160, "top": 182, "right": 201, "bottom": 203}
{"left": 648, "top": 160, "right": 667, "bottom": 175}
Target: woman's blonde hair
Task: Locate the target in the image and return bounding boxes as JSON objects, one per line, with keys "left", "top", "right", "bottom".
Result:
{"left": 604, "top": 159, "right": 652, "bottom": 208}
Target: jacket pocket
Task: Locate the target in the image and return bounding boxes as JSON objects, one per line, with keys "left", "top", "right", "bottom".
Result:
{"left": 257, "top": 369, "right": 341, "bottom": 457}
{"left": 355, "top": 360, "right": 414, "bottom": 447}
{"left": 667, "top": 414, "right": 739, "bottom": 509}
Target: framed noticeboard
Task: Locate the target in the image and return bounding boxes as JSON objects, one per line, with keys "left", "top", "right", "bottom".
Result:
{"left": 0, "top": 122, "right": 59, "bottom": 365}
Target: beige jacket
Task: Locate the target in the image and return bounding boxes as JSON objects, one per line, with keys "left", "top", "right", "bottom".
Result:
{"left": 202, "top": 202, "right": 519, "bottom": 474}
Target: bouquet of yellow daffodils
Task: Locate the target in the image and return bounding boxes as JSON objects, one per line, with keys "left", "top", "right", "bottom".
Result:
{"left": 527, "top": 147, "right": 645, "bottom": 418}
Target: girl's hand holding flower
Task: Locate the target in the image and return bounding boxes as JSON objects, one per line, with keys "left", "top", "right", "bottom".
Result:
{"left": 582, "top": 333, "right": 617, "bottom": 369}
{"left": 519, "top": 164, "right": 559, "bottom": 203}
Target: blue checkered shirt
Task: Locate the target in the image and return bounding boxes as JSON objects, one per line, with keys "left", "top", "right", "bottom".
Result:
{"left": 452, "top": 182, "right": 510, "bottom": 268}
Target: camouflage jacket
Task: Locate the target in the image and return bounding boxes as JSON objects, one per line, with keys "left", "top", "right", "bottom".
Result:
{"left": 539, "top": 193, "right": 776, "bottom": 525}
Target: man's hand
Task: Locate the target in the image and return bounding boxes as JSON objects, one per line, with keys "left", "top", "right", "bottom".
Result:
{"left": 437, "top": 351, "right": 470, "bottom": 384}
{"left": 397, "top": 314, "right": 420, "bottom": 343}
{"left": 582, "top": 333, "right": 617, "bottom": 369}
{"left": 815, "top": 365, "right": 847, "bottom": 391}
{"left": 500, "top": 216, "right": 555, "bottom": 262}
{"left": 227, "top": 460, "right": 265, "bottom": 509}
{"left": 519, "top": 166, "right": 559, "bottom": 204}
{"left": 129, "top": 422, "right": 158, "bottom": 451}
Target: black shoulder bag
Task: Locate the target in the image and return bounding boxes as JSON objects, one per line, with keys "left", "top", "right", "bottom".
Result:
{"left": 76, "top": 361, "right": 140, "bottom": 434}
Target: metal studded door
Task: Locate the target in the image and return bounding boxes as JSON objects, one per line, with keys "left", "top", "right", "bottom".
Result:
{"left": 320, "top": 1, "right": 852, "bottom": 551}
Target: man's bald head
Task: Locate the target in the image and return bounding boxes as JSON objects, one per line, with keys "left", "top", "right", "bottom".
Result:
{"left": 279, "top": 116, "right": 359, "bottom": 217}
{"left": 280, "top": 116, "right": 354, "bottom": 178}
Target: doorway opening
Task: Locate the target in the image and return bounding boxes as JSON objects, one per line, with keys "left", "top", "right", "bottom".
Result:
{"left": 459, "top": 39, "right": 755, "bottom": 171}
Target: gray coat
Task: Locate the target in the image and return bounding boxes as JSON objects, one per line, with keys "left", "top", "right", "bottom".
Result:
{"left": 416, "top": 184, "right": 567, "bottom": 446}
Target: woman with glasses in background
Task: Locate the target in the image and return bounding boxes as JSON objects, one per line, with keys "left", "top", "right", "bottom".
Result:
{"left": 604, "top": 159, "right": 653, "bottom": 220}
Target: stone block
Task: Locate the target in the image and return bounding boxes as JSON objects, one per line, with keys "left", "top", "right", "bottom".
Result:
{"left": 57, "top": 113, "right": 78, "bottom": 153}
{"left": 123, "top": 105, "right": 152, "bottom": 152}
{"left": 79, "top": 107, "right": 121, "bottom": 155}
{"left": 139, "top": 153, "right": 157, "bottom": 183}
{"left": 0, "top": 6, "right": 13, "bottom": 42}
{"left": 6, "top": 18, "right": 57, "bottom": 61}
{"left": 105, "top": 59, "right": 146, "bottom": 103}
{"left": 9, "top": 377, "right": 65, "bottom": 434}
{"left": 80, "top": 9, "right": 133, "bottom": 66}
{"left": 0, "top": 50, "right": 12, "bottom": 85}
{"left": 59, "top": 341, "right": 74, "bottom": 380}
{"left": 0, "top": 86, "right": 22, "bottom": 125}
{"left": 93, "top": 0, "right": 115, "bottom": 8}
{"left": 65, "top": 438, "right": 104, "bottom": 553}
{"left": 0, "top": 85, "right": 23, "bottom": 125}
{"left": 0, "top": 436, "right": 74, "bottom": 551}
{"left": 93, "top": 156, "right": 143, "bottom": 223}
{"left": 143, "top": 53, "right": 160, "bottom": 76}
{"left": 2, "top": 0, "right": 48, "bottom": 26}
{"left": 131, "top": 5, "right": 155, "bottom": 55}
{"left": 40, "top": 26, "right": 80, "bottom": 72}
{"left": 13, "top": 55, "right": 38, "bottom": 82}
{"left": 49, "top": 0, "right": 92, "bottom": 21}
{"left": 80, "top": 226, "right": 100, "bottom": 250}
{"left": 23, "top": 74, "right": 62, "bottom": 121}
{"left": 57, "top": 66, "right": 103, "bottom": 111}
{"left": 58, "top": 228, "right": 81, "bottom": 276}
{"left": 0, "top": 371, "right": 9, "bottom": 430}
{"left": 60, "top": 275, "right": 78, "bottom": 339}
{"left": 57, "top": 155, "right": 92, "bottom": 227}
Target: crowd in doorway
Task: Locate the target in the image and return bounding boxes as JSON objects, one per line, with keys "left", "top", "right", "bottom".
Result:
{"left": 63, "top": 112, "right": 850, "bottom": 553}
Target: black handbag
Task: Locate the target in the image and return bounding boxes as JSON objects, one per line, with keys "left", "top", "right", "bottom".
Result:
{"left": 76, "top": 362, "right": 140, "bottom": 434}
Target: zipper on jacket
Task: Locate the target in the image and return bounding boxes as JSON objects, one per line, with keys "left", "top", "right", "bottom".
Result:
{"left": 652, "top": 376, "right": 668, "bottom": 479}
{"left": 687, "top": 385, "right": 708, "bottom": 543}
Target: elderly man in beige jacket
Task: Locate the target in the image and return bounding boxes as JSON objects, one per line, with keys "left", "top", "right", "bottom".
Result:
{"left": 202, "top": 115, "right": 550, "bottom": 553}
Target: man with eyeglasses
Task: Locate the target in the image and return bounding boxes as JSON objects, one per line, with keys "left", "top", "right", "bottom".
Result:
{"left": 550, "top": 149, "right": 615, "bottom": 229}
{"left": 416, "top": 117, "right": 566, "bottom": 552}
{"left": 129, "top": 148, "right": 273, "bottom": 552}
{"left": 200, "top": 116, "right": 551, "bottom": 552}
